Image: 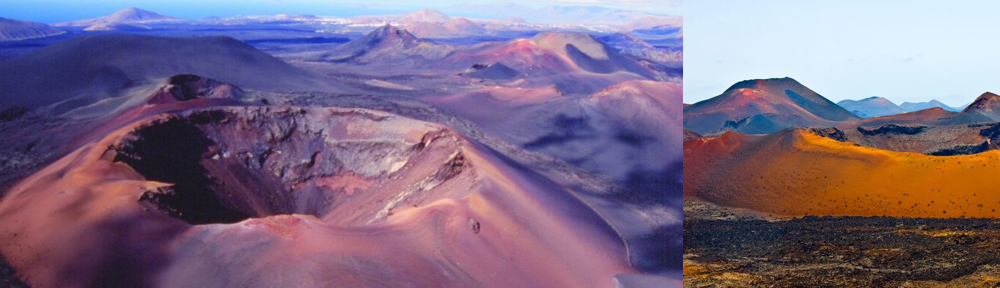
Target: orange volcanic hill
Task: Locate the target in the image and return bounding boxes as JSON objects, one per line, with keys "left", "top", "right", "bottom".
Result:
{"left": 684, "top": 77, "right": 861, "bottom": 135}
{"left": 684, "top": 129, "right": 1000, "bottom": 218}
{"left": 963, "top": 92, "right": 1000, "bottom": 121}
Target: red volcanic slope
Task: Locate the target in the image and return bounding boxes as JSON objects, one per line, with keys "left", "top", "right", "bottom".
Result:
{"left": 683, "top": 77, "right": 860, "bottom": 135}
{"left": 963, "top": 92, "right": 1000, "bottom": 121}
{"left": 444, "top": 32, "right": 655, "bottom": 79}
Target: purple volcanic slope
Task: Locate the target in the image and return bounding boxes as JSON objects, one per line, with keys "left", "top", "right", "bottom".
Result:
{"left": 0, "top": 34, "right": 340, "bottom": 111}
{"left": 0, "top": 17, "right": 64, "bottom": 41}
{"left": 304, "top": 24, "right": 453, "bottom": 63}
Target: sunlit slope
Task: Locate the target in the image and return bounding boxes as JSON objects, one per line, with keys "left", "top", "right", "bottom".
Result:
{"left": 685, "top": 129, "right": 1000, "bottom": 218}
{"left": 0, "top": 106, "right": 632, "bottom": 287}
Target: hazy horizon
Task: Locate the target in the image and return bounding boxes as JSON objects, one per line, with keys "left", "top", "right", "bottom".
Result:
{"left": 0, "top": 0, "right": 681, "bottom": 23}
{"left": 685, "top": 0, "right": 1000, "bottom": 107}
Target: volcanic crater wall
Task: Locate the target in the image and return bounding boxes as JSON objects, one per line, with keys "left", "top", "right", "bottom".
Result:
{"left": 110, "top": 107, "right": 473, "bottom": 226}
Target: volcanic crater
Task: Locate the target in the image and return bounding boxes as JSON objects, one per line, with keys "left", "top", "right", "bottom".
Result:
{"left": 109, "top": 106, "right": 471, "bottom": 226}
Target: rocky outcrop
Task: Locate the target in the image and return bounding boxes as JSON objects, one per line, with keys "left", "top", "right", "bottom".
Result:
{"left": 809, "top": 127, "right": 847, "bottom": 142}
{"left": 683, "top": 129, "right": 703, "bottom": 141}
{"left": 856, "top": 124, "right": 926, "bottom": 136}
{"left": 463, "top": 63, "right": 520, "bottom": 80}
{"left": 147, "top": 75, "right": 246, "bottom": 104}
{"left": 811, "top": 123, "right": 1000, "bottom": 156}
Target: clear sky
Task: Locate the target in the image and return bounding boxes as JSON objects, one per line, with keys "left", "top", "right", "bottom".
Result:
{"left": 685, "top": 0, "right": 1000, "bottom": 107}
{"left": 0, "top": 0, "right": 680, "bottom": 23}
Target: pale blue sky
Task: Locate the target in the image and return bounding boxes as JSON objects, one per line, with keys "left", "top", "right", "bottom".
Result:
{"left": 685, "top": 0, "right": 1000, "bottom": 107}
{"left": 1, "top": 0, "right": 680, "bottom": 23}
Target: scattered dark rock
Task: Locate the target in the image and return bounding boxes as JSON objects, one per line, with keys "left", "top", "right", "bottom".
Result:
{"left": 469, "top": 218, "right": 480, "bottom": 234}
{"left": 148, "top": 74, "right": 245, "bottom": 103}
{"left": 723, "top": 117, "right": 748, "bottom": 130}
{"left": 685, "top": 210, "right": 1000, "bottom": 287}
{"left": 811, "top": 127, "right": 847, "bottom": 141}
{"left": 857, "top": 124, "right": 926, "bottom": 136}
{"left": 0, "top": 107, "right": 29, "bottom": 122}
{"left": 0, "top": 254, "right": 30, "bottom": 288}
{"left": 464, "top": 63, "right": 521, "bottom": 80}
{"left": 928, "top": 142, "right": 990, "bottom": 156}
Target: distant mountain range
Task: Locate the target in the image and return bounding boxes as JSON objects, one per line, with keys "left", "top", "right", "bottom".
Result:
{"left": 0, "top": 17, "right": 64, "bottom": 41}
{"left": 396, "top": 9, "right": 453, "bottom": 24}
{"left": 443, "top": 4, "right": 677, "bottom": 26}
{"left": 54, "top": 7, "right": 179, "bottom": 28}
{"left": 20, "top": 6, "right": 680, "bottom": 46}
{"left": 837, "top": 97, "right": 963, "bottom": 118}
{"left": 899, "top": 100, "right": 962, "bottom": 112}
{"left": 836, "top": 97, "right": 903, "bottom": 118}
{"left": 406, "top": 17, "right": 487, "bottom": 39}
